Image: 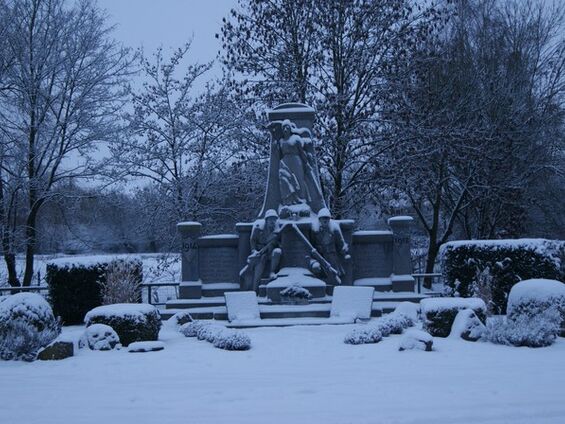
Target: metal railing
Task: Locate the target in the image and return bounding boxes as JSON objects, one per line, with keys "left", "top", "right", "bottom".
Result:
{"left": 0, "top": 285, "right": 49, "bottom": 296}
{"left": 140, "top": 281, "right": 179, "bottom": 306}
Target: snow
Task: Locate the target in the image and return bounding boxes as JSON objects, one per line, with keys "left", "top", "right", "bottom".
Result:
{"left": 507, "top": 279, "right": 565, "bottom": 308}
{"left": 267, "top": 267, "right": 326, "bottom": 288}
{"left": 224, "top": 291, "right": 261, "bottom": 322}
{"left": 0, "top": 292, "right": 52, "bottom": 313}
{"left": 128, "top": 341, "right": 165, "bottom": 352}
{"left": 387, "top": 216, "right": 414, "bottom": 222}
{"left": 420, "top": 297, "right": 486, "bottom": 314}
{"left": 2, "top": 324, "right": 565, "bottom": 423}
{"left": 448, "top": 309, "right": 485, "bottom": 340}
{"left": 354, "top": 277, "right": 391, "bottom": 287}
{"left": 393, "top": 302, "right": 420, "bottom": 322}
{"left": 353, "top": 230, "right": 393, "bottom": 236}
{"left": 199, "top": 234, "right": 239, "bottom": 240}
{"left": 330, "top": 286, "right": 374, "bottom": 321}
{"left": 399, "top": 329, "right": 433, "bottom": 351}
{"left": 439, "top": 238, "right": 564, "bottom": 266}
{"left": 84, "top": 303, "right": 158, "bottom": 322}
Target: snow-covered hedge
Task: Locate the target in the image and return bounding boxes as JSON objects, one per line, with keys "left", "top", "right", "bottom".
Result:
{"left": 0, "top": 293, "right": 61, "bottom": 361}
{"left": 47, "top": 257, "right": 142, "bottom": 325}
{"left": 180, "top": 321, "right": 251, "bottom": 350}
{"left": 483, "top": 310, "right": 561, "bottom": 348}
{"left": 85, "top": 303, "right": 160, "bottom": 346}
{"left": 421, "top": 297, "right": 486, "bottom": 337}
{"left": 440, "top": 239, "right": 564, "bottom": 314}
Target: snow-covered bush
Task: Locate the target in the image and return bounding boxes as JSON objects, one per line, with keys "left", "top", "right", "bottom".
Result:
{"left": 421, "top": 297, "right": 486, "bottom": 337}
{"left": 448, "top": 309, "right": 486, "bottom": 341}
{"left": 212, "top": 330, "right": 251, "bottom": 351}
{"left": 85, "top": 303, "right": 161, "bottom": 346}
{"left": 344, "top": 327, "right": 382, "bottom": 345}
{"left": 0, "top": 293, "right": 61, "bottom": 361}
{"left": 128, "top": 341, "right": 165, "bottom": 353}
{"left": 79, "top": 323, "right": 120, "bottom": 351}
{"left": 196, "top": 323, "right": 225, "bottom": 342}
{"left": 483, "top": 309, "right": 560, "bottom": 348}
{"left": 344, "top": 310, "right": 414, "bottom": 345}
{"left": 399, "top": 329, "right": 433, "bottom": 351}
{"left": 181, "top": 321, "right": 251, "bottom": 350}
{"left": 167, "top": 311, "right": 193, "bottom": 330}
{"left": 507, "top": 279, "right": 565, "bottom": 327}
{"left": 100, "top": 258, "right": 143, "bottom": 305}
{"left": 180, "top": 320, "right": 208, "bottom": 338}
{"left": 440, "top": 239, "right": 564, "bottom": 314}
{"left": 380, "top": 313, "right": 414, "bottom": 336}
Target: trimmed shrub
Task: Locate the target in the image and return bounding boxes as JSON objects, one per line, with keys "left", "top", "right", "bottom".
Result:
{"left": 421, "top": 297, "right": 486, "bottom": 337}
{"left": 483, "top": 310, "right": 560, "bottom": 348}
{"left": 85, "top": 303, "right": 160, "bottom": 346}
{"left": 344, "top": 327, "right": 383, "bottom": 345}
{"left": 213, "top": 330, "right": 251, "bottom": 351}
{"left": 46, "top": 257, "right": 142, "bottom": 325}
{"left": 0, "top": 293, "right": 61, "bottom": 361}
{"left": 440, "top": 239, "right": 564, "bottom": 314}
{"left": 180, "top": 320, "right": 208, "bottom": 338}
{"left": 507, "top": 279, "right": 565, "bottom": 327}
{"left": 79, "top": 323, "right": 120, "bottom": 351}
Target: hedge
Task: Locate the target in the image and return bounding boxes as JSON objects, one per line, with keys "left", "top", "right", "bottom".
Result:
{"left": 46, "top": 257, "right": 142, "bottom": 325}
{"left": 421, "top": 297, "right": 487, "bottom": 337}
{"left": 440, "top": 239, "right": 564, "bottom": 314}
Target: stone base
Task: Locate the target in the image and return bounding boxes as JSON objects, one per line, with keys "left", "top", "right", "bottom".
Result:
{"left": 391, "top": 275, "right": 415, "bottom": 292}
{"left": 266, "top": 267, "right": 326, "bottom": 302}
{"left": 179, "top": 281, "right": 202, "bottom": 299}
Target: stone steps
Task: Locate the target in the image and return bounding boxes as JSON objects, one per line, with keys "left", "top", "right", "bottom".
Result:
{"left": 201, "top": 283, "right": 240, "bottom": 297}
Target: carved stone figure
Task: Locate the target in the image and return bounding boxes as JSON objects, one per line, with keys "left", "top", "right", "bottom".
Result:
{"left": 259, "top": 104, "right": 327, "bottom": 219}
{"left": 241, "top": 209, "right": 282, "bottom": 291}
{"left": 310, "top": 208, "right": 350, "bottom": 279}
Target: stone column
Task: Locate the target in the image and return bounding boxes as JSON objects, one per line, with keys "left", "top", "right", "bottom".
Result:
{"left": 387, "top": 216, "right": 415, "bottom": 292}
{"left": 177, "top": 221, "right": 202, "bottom": 299}
{"left": 235, "top": 223, "right": 253, "bottom": 271}
{"left": 339, "top": 219, "right": 355, "bottom": 286}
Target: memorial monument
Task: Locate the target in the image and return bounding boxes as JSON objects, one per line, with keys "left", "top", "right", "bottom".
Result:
{"left": 173, "top": 103, "right": 415, "bottom": 309}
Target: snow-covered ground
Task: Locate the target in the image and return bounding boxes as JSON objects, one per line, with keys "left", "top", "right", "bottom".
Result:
{"left": 1, "top": 324, "right": 564, "bottom": 424}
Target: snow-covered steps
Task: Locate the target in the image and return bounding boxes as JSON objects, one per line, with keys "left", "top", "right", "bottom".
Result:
{"left": 161, "top": 302, "right": 384, "bottom": 321}
{"left": 201, "top": 283, "right": 240, "bottom": 297}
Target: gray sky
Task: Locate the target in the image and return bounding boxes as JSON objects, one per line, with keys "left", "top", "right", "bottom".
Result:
{"left": 98, "top": 0, "right": 236, "bottom": 77}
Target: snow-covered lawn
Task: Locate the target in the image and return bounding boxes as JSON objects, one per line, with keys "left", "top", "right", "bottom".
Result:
{"left": 1, "top": 324, "right": 565, "bottom": 424}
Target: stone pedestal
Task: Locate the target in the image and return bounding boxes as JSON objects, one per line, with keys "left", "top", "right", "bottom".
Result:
{"left": 279, "top": 222, "right": 312, "bottom": 269}
{"left": 177, "top": 221, "right": 202, "bottom": 298}
{"left": 387, "top": 216, "right": 415, "bottom": 292}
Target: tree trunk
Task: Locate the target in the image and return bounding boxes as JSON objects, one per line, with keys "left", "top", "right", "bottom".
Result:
{"left": 22, "top": 208, "right": 38, "bottom": 287}
{"left": 424, "top": 242, "right": 439, "bottom": 289}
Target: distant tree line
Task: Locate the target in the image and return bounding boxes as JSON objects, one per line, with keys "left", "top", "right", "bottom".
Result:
{"left": 1, "top": 0, "right": 564, "bottom": 286}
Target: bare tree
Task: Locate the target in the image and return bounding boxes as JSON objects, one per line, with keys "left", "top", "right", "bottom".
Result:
{"left": 0, "top": 0, "right": 133, "bottom": 286}
{"left": 220, "top": 0, "right": 446, "bottom": 217}
{"left": 113, "top": 44, "right": 262, "bottom": 246}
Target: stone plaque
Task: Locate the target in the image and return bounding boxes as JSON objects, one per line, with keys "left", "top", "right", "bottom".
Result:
{"left": 199, "top": 246, "right": 239, "bottom": 283}
{"left": 353, "top": 241, "right": 393, "bottom": 279}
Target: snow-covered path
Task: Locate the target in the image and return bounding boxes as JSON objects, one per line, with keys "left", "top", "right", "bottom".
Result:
{"left": 1, "top": 324, "right": 564, "bottom": 424}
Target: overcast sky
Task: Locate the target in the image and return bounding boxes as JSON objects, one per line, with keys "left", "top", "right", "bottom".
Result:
{"left": 98, "top": 0, "right": 236, "bottom": 79}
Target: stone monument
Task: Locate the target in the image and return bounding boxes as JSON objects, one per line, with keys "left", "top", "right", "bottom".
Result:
{"left": 173, "top": 103, "right": 415, "bottom": 305}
